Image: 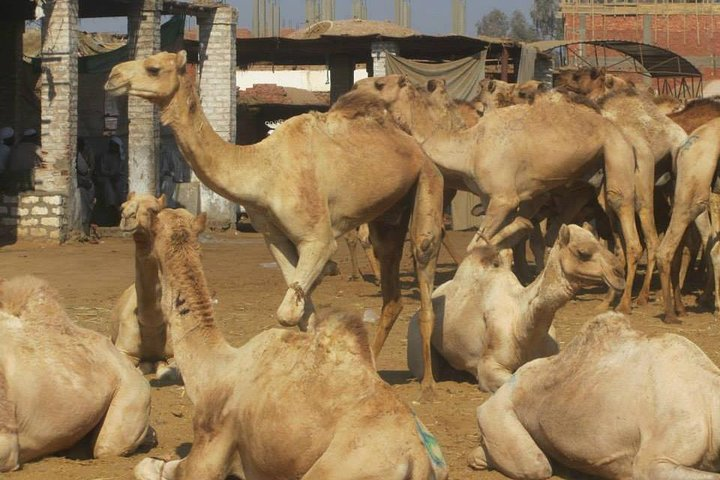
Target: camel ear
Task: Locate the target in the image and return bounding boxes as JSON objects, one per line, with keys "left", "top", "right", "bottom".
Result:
{"left": 398, "top": 75, "right": 407, "bottom": 87}
{"left": 127, "top": 191, "right": 136, "bottom": 201}
{"left": 157, "top": 194, "right": 166, "bottom": 210}
{"left": 558, "top": 224, "right": 570, "bottom": 246}
{"left": 176, "top": 50, "right": 187, "bottom": 71}
{"left": 374, "top": 78, "right": 386, "bottom": 91}
{"left": 590, "top": 68, "right": 600, "bottom": 80}
{"left": 193, "top": 212, "right": 207, "bottom": 235}
{"left": 605, "top": 75, "right": 615, "bottom": 89}
{"left": 427, "top": 79, "right": 438, "bottom": 92}
{"left": 538, "top": 82, "right": 550, "bottom": 93}
{"left": 487, "top": 80, "right": 496, "bottom": 93}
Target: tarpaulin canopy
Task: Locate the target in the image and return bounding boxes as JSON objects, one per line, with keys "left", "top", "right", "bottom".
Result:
{"left": 27, "top": 15, "right": 186, "bottom": 74}
{"left": 384, "top": 51, "right": 487, "bottom": 101}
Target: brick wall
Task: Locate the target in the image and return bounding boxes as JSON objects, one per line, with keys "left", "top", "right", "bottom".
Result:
{"left": 127, "top": 0, "right": 161, "bottom": 195}
{"left": 196, "top": 5, "right": 238, "bottom": 226}
{"left": 0, "top": 193, "right": 68, "bottom": 242}
{"left": 564, "top": 12, "right": 720, "bottom": 78}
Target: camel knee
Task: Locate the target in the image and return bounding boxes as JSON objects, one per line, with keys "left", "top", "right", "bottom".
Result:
{"left": 413, "top": 233, "right": 440, "bottom": 267}
{"left": 468, "top": 445, "right": 489, "bottom": 471}
{"left": 276, "top": 283, "right": 306, "bottom": 327}
{"left": 0, "top": 432, "right": 19, "bottom": 473}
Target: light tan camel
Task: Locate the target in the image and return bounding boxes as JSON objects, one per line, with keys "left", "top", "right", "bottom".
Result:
{"left": 106, "top": 51, "right": 444, "bottom": 394}
{"left": 406, "top": 224, "right": 624, "bottom": 392}
{"left": 356, "top": 74, "right": 642, "bottom": 313}
{"left": 656, "top": 118, "right": 720, "bottom": 322}
{"left": 112, "top": 192, "right": 178, "bottom": 380}
{"left": 0, "top": 275, "right": 153, "bottom": 472}
{"left": 469, "top": 311, "right": 720, "bottom": 479}
{"left": 131, "top": 206, "right": 449, "bottom": 480}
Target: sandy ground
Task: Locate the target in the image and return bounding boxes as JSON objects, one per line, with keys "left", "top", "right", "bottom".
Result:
{"left": 3, "top": 229, "right": 720, "bottom": 480}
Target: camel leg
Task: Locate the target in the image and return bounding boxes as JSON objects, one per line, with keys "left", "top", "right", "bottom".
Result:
{"left": 529, "top": 221, "right": 546, "bottom": 271}
{"left": 276, "top": 230, "right": 336, "bottom": 328}
{"left": 357, "top": 223, "right": 381, "bottom": 282}
{"left": 670, "top": 241, "right": 687, "bottom": 317}
{"left": 94, "top": 372, "right": 152, "bottom": 458}
{"left": 369, "top": 216, "right": 410, "bottom": 360}
{"left": 469, "top": 400, "right": 552, "bottom": 479}
{"left": 344, "top": 229, "right": 361, "bottom": 281}
{"left": 679, "top": 226, "right": 701, "bottom": 292}
{"left": 636, "top": 204, "right": 660, "bottom": 306}
{"left": 0, "top": 373, "right": 19, "bottom": 473}
{"left": 607, "top": 193, "right": 642, "bottom": 315}
{"left": 468, "top": 195, "right": 519, "bottom": 251}
{"left": 134, "top": 422, "right": 236, "bottom": 480}
{"left": 408, "top": 160, "right": 444, "bottom": 398}
{"left": 693, "top": 211, "right": 720, "bottom": 316}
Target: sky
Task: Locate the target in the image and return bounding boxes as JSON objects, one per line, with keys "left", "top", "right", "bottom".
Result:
{"left": 81, "top": 0, "right": 534, "bottom": 36}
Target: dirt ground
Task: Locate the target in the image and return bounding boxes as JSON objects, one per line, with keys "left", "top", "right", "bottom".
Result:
{"left": 3, "top": 229, "right": 720, "bottom": 480}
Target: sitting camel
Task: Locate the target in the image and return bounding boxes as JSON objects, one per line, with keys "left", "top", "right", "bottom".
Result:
{"left": 0, "top": 275, "right": 153, "bottom": 472}
{"left": 106, "top": 51, "right": 444, "bottom": 395}
{"left": 132, "top": 206, "right": 449, "bottom": 480}
{"left": 112, "top": 192, "right": 177, "bottom": 379}
{"left": 406, "top": 224, "right": 625, "bottom": 392}
{"left": 355, "top": 74, "right": 641, "bottom": 314}
{"left": 469, "top": 311, "right": 720, "bottom": 479}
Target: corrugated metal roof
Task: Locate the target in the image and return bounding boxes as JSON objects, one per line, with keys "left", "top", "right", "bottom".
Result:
{"left": 530, "top": 39, "right": 701, "bottom": 78}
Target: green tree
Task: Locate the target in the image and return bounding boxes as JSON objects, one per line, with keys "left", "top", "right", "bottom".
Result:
{"left": 510, "top": 10, "right": 537, "bottom": 41}
{"left": 531, "top": 0, "right": 560, "bottom": 39}
{"left": 476, "top": 9, "right": 509, "bottom": 38}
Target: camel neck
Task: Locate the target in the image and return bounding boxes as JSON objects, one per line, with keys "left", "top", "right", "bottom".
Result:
{"left": 133, "top": 236, "right": 163, "bottom": 325}
{"left": 520, "top": 246, "right": 576, "bottom": 338}
{"left": 157, "top": 245, "right": 232, "bottom": 402}
{"left": 159, "top": 74, "right": 266, "bottom": 204}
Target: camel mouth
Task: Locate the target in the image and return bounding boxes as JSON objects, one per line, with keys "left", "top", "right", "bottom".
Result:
{"left": 104, "top": 82, "right": 129, "bottom": 97}
{"left": 602, "top": 272, "right": 626, "bottom": 292}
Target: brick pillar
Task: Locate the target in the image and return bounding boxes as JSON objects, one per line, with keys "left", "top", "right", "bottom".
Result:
{"left": 329, "top": 54, "right": 354, "bottom": 103}
{"left": 0, "top": 20, "right": 23, "bottom": 135}
{"left": 197, "top": 5, "right": 237, "bottom": 227}
{"left": 127, "top": 0, "right": 161, "bottom": 195}
{"left": 37, "top": 0, "right": 79, "bottom": 242}
{"left": 370, "top": 40, "right": 398, "bottom": 77}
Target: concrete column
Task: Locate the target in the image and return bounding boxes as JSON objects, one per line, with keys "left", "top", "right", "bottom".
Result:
{"left": 329, "top": 54, "right": 355, "bottom": 103}
{"left": 197, "top": 5, "right": 238, "bottom": 227}
{"left": 0, "top": 20, "right": 24, "bottom": 135}
{"left": 127, "top": 0, "right": 161, "bottom": 196}
{"left": 370, "top": 40, "right": 399, "bottom": 77}
{"left": 37, "top": 0, "right": 78, "bottom": 242}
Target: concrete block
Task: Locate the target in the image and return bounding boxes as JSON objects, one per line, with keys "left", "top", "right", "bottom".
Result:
{"left": 31, "top": 206, "right": 48, "bottom": 215}
{"left": 41, "top": 217, "right": 60, "bottom": 227}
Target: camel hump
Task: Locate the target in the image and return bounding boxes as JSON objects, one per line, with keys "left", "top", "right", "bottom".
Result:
{"left": 0, "top": 275, "right": 60, "bottom": 317}
{"left": 314, "top": 310, "right": 374, "bottom": 365}
{"left": 562, "top": 311, "right": 637, "bottom": 358}
{"left": 329, "top": 88, "right": 388, "bottom": 122}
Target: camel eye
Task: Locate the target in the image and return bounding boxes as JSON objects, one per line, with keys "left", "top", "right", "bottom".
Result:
{"left": 576, "top": 250, "right": 592, "bottom": 261}
{"left": 146, "top": 66, "right": 161, "bottom": 76}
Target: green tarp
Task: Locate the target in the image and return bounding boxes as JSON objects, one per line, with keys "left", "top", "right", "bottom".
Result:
{"left": 384, "top": 50, "right": 487, "bottom": 101}
{"left": 31, "top": 15, "right": 186, "bottom": 74}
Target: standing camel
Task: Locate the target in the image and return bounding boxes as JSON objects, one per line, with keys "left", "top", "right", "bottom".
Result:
{"left": 132, "top": 206, "right": 449, "bottom": 480}
{"left": 105, "top": 51, "right": 444, "bottom": 395}
{"left": 355, "top": 75, "right": 642, "bottom": 313}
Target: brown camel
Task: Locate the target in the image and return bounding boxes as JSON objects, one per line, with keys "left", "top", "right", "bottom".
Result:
{"left": 111, "top": 193, "right": 178, "bottom": 380}
{"left": 356, "top": 74, "right": 642, "bottom": 313}
{"left": 0, "top": 275, "right": 153, "bottom": 471}
{"left": 344, "top": 224, "right": 381, "bottom": 282}
{"left": 105, "top": 51, "right": 444, "bottom": 395}
{"left": 132, "top": 206, "right": 449, "bottom": 480}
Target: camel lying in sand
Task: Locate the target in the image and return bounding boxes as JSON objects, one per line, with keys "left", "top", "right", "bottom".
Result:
{"left": 469, "top": 311, "right": 720, "bottom": 479}
{"left": 0, "top": 276, "right": 153, "bottom": 472}
{"left": 406, "top": 224, "right": 624, "bottom": 392}
{"left": 112, "top": 193, "right": 178, "bottom": 380}
{"left": 132, "top": 206, "right": 448, "bottom": 480}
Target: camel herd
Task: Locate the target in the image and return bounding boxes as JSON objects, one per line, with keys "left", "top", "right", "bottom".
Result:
{"left": 4, "top": 49, "right": 720, "bottom": 478}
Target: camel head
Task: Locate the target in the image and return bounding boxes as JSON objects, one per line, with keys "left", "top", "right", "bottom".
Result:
{"left": 105, "top": 50, "right": 187, "bottom": 105}
{"left": 120, "top": 192, "right": 167, "bottom": 238}
{"left": 476, "top": 78, "right": 516, "bottom": 111}
{"left": 351, "top": 74, "right": 427, "bottom": 130}
{"left": 148, "top": 208, "right": 207, "bottom": 264}
{"left": 513, "top": 80, "right": 550, "bottom": 105}
{"left": 555, "top": 224, "right": 625, "bottom": 292}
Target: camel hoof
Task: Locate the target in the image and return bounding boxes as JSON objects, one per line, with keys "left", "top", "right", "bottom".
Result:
{"left": 635, "top": 294, "right": 649, "bottom": 306}
{"left": 595, "top": 301, "right": 612, "bottom": 313}
{"left": 615, "top": 303, "right": 632, "bottom": 315}
{"left": 662, "top": 314, "right": 682, "bottom": 325}
{"left": 134, "top": 458, "right": 180, "bottom": 480}
{"left": 467, "top": 446, "right": 489, "bottom": 471}
{"left": 138, "top": 362, "right": 154, "bottom": 376}
{"left": 347, "top": 274, "right": 359, "bottom": 282}
{"left": 155, "top": 364, "right": 181, "bottom": 383}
